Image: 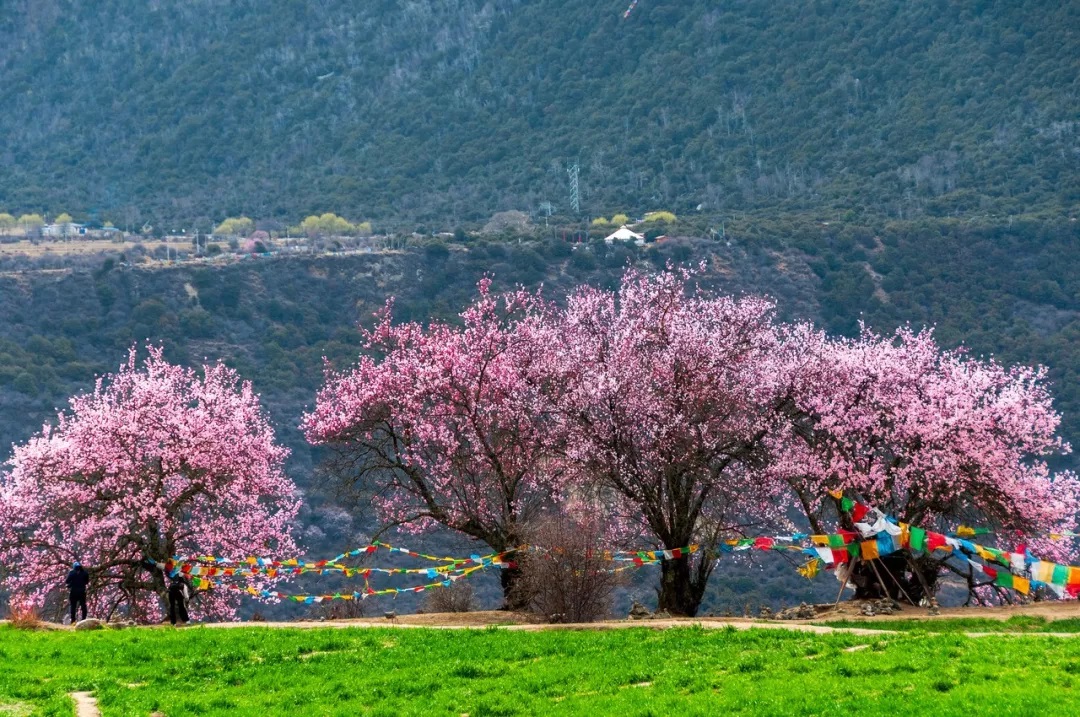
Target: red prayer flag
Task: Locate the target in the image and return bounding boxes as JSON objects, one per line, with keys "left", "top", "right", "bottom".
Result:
{"left": 851, "top": 503, "right": 870, "bottom": 522}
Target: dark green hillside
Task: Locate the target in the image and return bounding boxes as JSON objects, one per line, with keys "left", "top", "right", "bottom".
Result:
{"left": 0, "top": 238, "right": 818, "bottom": 453}
{"left": 1, "top": 0, "right": 1076, "bottom": 224}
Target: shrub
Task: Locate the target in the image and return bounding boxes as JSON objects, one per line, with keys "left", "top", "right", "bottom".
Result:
{"left": 307, "top": 600, "right": 367, "bottom": 621}
{"left": 8, "top": 600, "right": 44, "bottom": 630}
{"left": 422, "top": 580, "right": 475, "bottom": 614}
{"left": 513, "top": 514, "right": 624, "bottom": 623}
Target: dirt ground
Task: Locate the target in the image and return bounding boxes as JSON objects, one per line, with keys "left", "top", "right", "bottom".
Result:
{"left": 199, "top": 600, "right": 1080, "bottom": 634}
{"left": 11, "top": 601, "right": 1080, "bottom": 634}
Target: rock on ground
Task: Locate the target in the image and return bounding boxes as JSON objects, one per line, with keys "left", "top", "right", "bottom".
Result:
{"left": 74, "top": 618, "right": 105, "bottom": 631}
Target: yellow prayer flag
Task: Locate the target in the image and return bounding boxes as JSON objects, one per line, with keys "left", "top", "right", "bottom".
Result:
{"left": 1034, "top": 562, "right": 1055, "bottom": 583}
{"left": 860, "top": 541, "right": 880, "bottom": 561}
{"left": 1013, "top": 576, "right": 1030, "bottom": 595}
{"left": 797, "top": 559, "right": 821, "bottom": 579}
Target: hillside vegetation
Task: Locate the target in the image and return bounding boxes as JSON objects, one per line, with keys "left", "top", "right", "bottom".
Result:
{"left": 0, "top": 0, "right": 1076, "bottom": 225}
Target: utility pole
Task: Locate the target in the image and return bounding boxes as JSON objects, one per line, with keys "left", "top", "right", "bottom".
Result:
{"left": 566, "top": 163, "right": 580, "bottom": 215}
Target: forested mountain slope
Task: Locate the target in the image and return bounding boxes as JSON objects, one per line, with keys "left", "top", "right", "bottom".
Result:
{"left": 1, "top": 0, "right": 1076, "bottom": 225}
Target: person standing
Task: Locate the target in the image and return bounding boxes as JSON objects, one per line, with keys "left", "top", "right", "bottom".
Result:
{"left": 167, "top": 575, "right": 191, "bottom": 626}
{"left": 65, "top": 562, "right": 89, "bottom": 624}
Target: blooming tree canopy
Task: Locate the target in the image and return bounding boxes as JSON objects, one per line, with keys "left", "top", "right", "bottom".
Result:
{"left": 303, "top": 267, "right": 1080, "bottom": 613}
{"left": 773, "top": 326, "right": 1080, "bottom": 599}
{"left": 0, "top": 347, "right": 300, "bottom": 622}
{"left": 303, "top": 280, "right": 563, "bottom": 603}
{"left": 548, "top": 268, "right": 791, "bottom": 615}
{"left": 778, "top": 327, "right": 1078, "bottom": 531}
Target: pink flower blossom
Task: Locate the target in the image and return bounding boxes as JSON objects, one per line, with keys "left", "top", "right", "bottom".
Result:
{"left": 0, "top": 346, "right": 300, "bottom": 622}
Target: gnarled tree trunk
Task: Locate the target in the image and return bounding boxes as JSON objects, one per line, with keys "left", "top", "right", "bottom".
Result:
{"left": 657, "top": 554, "right": 710, "bottom": 616}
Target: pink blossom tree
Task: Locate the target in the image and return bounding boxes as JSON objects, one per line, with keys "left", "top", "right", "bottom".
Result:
{"left": 548, "top": 268, "right": 791, "bottom": 616}
{"left": 774, "top": 326, "right": 1080, "bottom": 601}
{"left": 0, "top": 347, "right": 300, "bottom": 622}
{"left": 303, "top": 280, "right": 564, "bottom": 605}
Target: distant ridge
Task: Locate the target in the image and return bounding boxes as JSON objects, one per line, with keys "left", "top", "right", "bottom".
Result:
{"left": 0, "top": 0, "right": 1076, "bottom": 225}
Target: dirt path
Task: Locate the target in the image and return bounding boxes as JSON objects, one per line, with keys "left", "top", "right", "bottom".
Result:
{"left": 12, "top": 601, "right": 1080, "bottom": 636}
{"left": 68, "top": 692, "right": 100, "bottom": 717}
{"left": 196, "top": 600, "right": 1080, "bottom": 632}
{"left": 201, "top": 617, "right": 897, "bottom": 636}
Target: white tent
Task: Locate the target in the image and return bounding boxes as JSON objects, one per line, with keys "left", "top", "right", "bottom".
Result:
{"left": 603, "top": 225, "right": 645, "bottom": 244}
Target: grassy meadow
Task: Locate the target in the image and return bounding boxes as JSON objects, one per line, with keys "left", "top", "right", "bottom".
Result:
{"left": 816, "top": 614, "right": 1080, "bottom": 634}
{"left": 1, "top": 623, "right": 1079, "bottom": 716}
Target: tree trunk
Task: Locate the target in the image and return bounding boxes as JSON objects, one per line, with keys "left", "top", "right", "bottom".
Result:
{"left": 499, "top": 563, "right": 528, "bottom": 611}
{"left": 849, "top": 554, "right": 937, "bottom": 604}
{"left": 657, "top": 556, "right": 707, "bottom": 616}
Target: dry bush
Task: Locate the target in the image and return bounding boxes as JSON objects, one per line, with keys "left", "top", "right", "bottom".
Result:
{"left": 422, "top": 580, "right": 475, "bottom": 613}
{"left": 8, "top": 602, "right": 44, "bottom": 630}
{"left": 307, "top": 599, "right": 367, "bottom": 621}
{"left": 514, "top": 515, "right": 624, "bottom": 623}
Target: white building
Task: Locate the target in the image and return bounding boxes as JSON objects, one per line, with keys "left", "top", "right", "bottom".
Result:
{"left": 603, "top": 225, "right": 645, "bottom": 245}
{"left": 41, "top": 222, "right": 88, "bottom": 238}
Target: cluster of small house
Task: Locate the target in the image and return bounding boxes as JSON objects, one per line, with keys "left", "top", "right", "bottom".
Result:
{"left": 40, "top": 222, "right": 122, "bottom": 239}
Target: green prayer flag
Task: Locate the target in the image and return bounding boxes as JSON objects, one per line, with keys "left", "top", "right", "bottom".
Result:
{"left": 828, "top": 534, "right": 847, "bottom": 549}
{"left": 841, "top": 497, "right": 855, "bottom": 513}
{"left": 909, "top": 527, "right": 926, "bottom": 552}
{"left": 1052, "top": 564, "right": 1070, "bottom": 586}
{"left": 994, "top": 572, "right": 1014, "bottom": 589}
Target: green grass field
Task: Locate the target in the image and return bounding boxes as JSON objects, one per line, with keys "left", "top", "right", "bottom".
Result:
{"left": 1, "top": 623, "right": 1079, "bottom": 716}
{"left": 816, "top": 615, "right": 1080, "bottom": 634}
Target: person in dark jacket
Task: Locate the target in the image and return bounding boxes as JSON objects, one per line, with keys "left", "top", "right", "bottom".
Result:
{"left": 65, "top": 562, "right": 89, "bottom": 624}
{"left": 167, "top": 575, "right": 191, "bottom": 626}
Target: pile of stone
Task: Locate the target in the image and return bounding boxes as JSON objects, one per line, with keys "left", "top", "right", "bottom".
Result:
{"left": 859, "top": 598, "right": 902, "bottom": 617}
{"left": 626, "top": 602, "right": 673, "bottom": 620}
{"left": 774, "top": 602, "right": 818, "bottom": 620}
